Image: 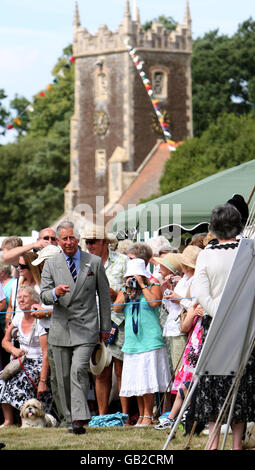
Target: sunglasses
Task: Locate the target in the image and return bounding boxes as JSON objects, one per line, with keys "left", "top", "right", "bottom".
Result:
{"left": 43, "top": 236, "right": 56, "bottom": 242}
{"left": 85, "top": 239, "right": 98, "bottom": 245}
{"left": 18, "top": 263, "right": 30, "bottom": 270}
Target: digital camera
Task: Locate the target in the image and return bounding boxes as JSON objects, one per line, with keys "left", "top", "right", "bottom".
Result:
{"left": 127, "top": 277, "right": 138, "bottom": 289}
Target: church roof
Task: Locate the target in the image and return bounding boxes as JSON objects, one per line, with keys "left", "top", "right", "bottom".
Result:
{"left": 117, "top": 141, "right": 171, "bottom": 208}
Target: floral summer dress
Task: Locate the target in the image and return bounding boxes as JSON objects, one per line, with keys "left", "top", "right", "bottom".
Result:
{"left": 172, "top": 315, "right": 203, "bottom": 393}
{"left": 0, "top": 315, "right": 53, "bottom": 413}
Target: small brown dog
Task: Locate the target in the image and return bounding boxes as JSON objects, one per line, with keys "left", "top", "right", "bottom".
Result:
{"left": 20, "top": 399, "right": 57, "bottom": 428}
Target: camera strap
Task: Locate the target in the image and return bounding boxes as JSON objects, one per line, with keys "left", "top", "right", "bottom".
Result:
{"left": 131, "top": 299, "right": 140, "bottom": 334}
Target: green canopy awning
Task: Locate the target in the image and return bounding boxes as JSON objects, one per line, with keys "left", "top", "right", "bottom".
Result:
{"left": 112, "top": 159, "right": 255, "bottom": 238}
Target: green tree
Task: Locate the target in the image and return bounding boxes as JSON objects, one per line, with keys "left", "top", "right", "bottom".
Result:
{"left": 9, "top": 95, "right": 31, "bottom": 136}
{"left": 0, "top": 45, "right": 74, "bottom": 234}
{"left": 0, "top": 132, "right": 70, "bottom": 234}
{"left": 0, "top": 137, "right": 39, "bottom": 234}
{"left": 160, "top": 113, "right": 255, "bottom": 195}
{"left": 143, "top": 15, "right": 177, "bottom": 31}
{"left": 29, "top": 45, "right": 74, "bottom": 137}
{"left": 0, "top": 89, "right": 10, "bottom": 132}
{"left": 192, "top": 18, "right": 255, "bottom": 136}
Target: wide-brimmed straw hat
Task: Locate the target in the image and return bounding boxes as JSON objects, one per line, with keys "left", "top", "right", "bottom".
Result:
{"left": 89, "top": 341, "right": 112, "bottom": 375}
{"left": 177, "top": 245, "right": 202, "bottom": 269}
{"left": 153, "top": 253, "right": 182, "bottom": 275}
{"left": 83, "top": 224, "right": 106, "bottom": 240}
{"left": 124, "top": 258, "right": 151, "bottom": 279}
{"left": 83, "top": 224, "right": 115, "bottom": 241}
{"left": 31, "top": 244, "right": 62, "bottom": 266}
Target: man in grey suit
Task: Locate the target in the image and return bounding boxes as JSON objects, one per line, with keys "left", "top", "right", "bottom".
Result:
{"left": 40, "top": 221, "right": 111, "bottom": 434}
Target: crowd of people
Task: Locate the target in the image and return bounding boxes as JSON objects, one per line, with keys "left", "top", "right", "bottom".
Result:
{"left": 0, "top": 194, "right": 254, "bottom": 449}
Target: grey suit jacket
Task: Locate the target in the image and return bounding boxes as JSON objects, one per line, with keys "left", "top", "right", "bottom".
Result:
{"left": 40, "top": 250, "right": 112, "bottom": 347}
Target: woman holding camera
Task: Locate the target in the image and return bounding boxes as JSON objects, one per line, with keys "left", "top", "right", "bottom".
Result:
{"left": 114, "top": 258, "right": 170, "bottom": 427}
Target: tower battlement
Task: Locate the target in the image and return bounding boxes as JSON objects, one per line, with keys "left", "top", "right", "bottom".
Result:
{"left": 73, "top": 1, "right": 192, "bottom": 57}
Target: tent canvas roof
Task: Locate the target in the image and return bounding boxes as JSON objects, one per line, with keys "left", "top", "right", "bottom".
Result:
{"left": 112, "top": 159, "right": 255, "bottom": 237}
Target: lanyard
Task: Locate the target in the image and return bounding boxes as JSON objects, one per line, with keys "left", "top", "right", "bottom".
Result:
{"left": 131, "top": 299, "right": 140, "bottom": 334}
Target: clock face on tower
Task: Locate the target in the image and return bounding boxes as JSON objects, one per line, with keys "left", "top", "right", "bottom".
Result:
{"left": 93, "top": 110, "right": 109, "bottom": 135}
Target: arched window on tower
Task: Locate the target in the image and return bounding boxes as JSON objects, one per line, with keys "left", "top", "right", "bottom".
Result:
{"left": 152, "top": 70, "right": 168, "bottom": 99}
{"left": 96, "top": 72, "right": 108, "bottom": 100}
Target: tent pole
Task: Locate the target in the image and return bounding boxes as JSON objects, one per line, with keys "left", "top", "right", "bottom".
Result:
{"left": 206, "top": 366, "right": 246, "bottom": 450}
{"left": 207, "top": 337, "right": 255, "bottom": 450}
{"left": 162, "top": 375, "right": 200, "bottom": 450}
{"left": 221, "top": 363, "right": 248, "bottom": 450}
{"left": 221, "top": 385, "right": 238, "bottom": 450}
{"left": 247, "top": 185, "right": 255, "bottom": 205}
{"left": 154, "top": 340, "right": 187, "bottom": 418}
{"left": 221, "top": 338, "right": 255, "bottom": 449}
{"left": 205, "top": 368, "right": 243, "bottom": 450}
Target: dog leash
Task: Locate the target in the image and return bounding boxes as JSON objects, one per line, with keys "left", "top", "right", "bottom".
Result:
{"left": 18, "top": 356, "right": 39, "bottom": 397}
{"left": 17, "top": 320, "right": 41, "bottom": 399}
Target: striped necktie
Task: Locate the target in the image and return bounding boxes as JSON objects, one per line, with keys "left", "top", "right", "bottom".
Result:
{"left": 67, "top": 257, "right": 77, "bottom": 282}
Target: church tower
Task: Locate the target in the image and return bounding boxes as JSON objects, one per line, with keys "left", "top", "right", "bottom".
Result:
{"left": 65, "top": 1, "right": 193, "bottom": 219}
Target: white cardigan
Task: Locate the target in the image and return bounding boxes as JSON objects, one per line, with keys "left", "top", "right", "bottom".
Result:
{"left": 192, "top": 242, "right": 239, "bottom": 318}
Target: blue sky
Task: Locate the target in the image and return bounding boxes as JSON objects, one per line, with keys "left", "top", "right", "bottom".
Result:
{"left": 0, "top": 0, "right": 254, "bottom": 110}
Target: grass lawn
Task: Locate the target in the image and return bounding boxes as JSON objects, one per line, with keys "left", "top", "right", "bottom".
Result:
{"left": 1, "top": 425, "right": 253, "bottom": 467}
{"left": 0, "top": 423, "right": 232, "bottom": 451}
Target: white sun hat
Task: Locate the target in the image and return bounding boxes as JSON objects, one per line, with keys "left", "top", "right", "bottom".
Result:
{"left": 89, "top": 341, "right": 112, "bottom": 376}
{"left": 124, "top": 258, "right": 151, "bottom": 279}
{"left": 31, "top": 244, "right": 62, "bottom": 266}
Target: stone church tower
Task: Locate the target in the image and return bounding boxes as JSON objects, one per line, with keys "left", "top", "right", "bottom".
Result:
{"left": 64, "top": 0, "right": 193, "bottom": 222}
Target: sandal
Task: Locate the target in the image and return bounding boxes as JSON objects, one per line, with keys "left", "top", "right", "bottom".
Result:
{"left": 134, "top": 416, "right": 144, "bottom": 427}
{"left": 154, "top": 417, "right": 176, "bottom": 430}
{"left": 140, "top": 415, "right": 154, "bottom": 427}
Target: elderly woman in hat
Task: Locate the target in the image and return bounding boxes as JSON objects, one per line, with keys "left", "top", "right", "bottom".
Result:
{"left": 154, "top": 249, "right": 201, "bottom": 369}
{"left": 114, "top": 258, "right": 170, "bottom": 427}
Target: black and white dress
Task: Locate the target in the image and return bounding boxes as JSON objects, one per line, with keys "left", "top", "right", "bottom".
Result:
{"left": 0, "top": 314, "right": 53, "bottom": 413}
{"left": 192, "top": 241, "right": 255, "bottom": 424}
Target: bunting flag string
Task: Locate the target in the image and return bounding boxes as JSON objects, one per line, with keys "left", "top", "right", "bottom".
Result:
{"left": 0, "top": 56, "right": 75, "bottom": 136}
{"left": 125, "top": 40, "right": 182, "bottom": 152}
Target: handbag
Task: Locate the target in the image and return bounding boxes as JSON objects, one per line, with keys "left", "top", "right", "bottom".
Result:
{"left": 0, "top": 319, "right": 37, "bottom": 382}
{"left": 0, "top": 355, "right": 26, "bottom": 381}
{"left": 179, "top": 308, "right": 188, "bottom": 331}
{"left": 179, "top": 286, "right": 191, "bottom": 332}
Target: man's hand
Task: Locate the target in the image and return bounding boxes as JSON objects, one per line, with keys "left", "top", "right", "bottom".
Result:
{"left": 100, "top": 331, "right": 111, "bottom": 343}
{"left": 55, "top": 284, "right": 70, "bottom": 297}
{"left": 33, "top": 239, "right": 48, "bottom": 250}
